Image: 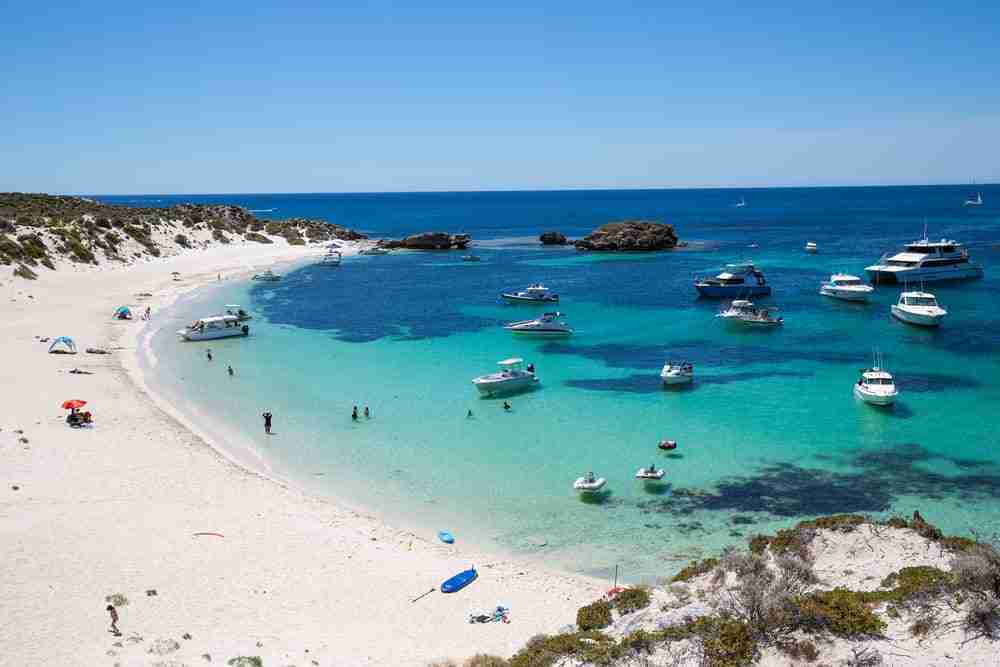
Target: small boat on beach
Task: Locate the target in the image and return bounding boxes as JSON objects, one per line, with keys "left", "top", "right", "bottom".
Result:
{"left": 635, "top": 465, "right": 665, "bottom": 480}
{"left": 224, "top": 304, "right": 253, "bottom": 321}
{"left": 694, "top": 263, "right": 771, "bottom": 298}
{"left": 472, "top": 358, "right": 538, "bottom": 396}
{"left": 501, "top": 284, "right": 559, "bottom": 303}
{"left": 441, "top": 567, "right": 477, "bottom": 593}
{"left": 438, "top": 531, "right": 455, "bottom": 544}
{"left": 251, "top": 269, "right": 281, "bottom": 281}
{"left": 891, "top": 290, "right": 947, "bottom": 327}
{"left": 820, "top": 274, "right": 874, "bottom": 302}
{"left": 660, "top": 361, "right": 693, "bottom": 385}
{"left": 177, "top": 315, "right": 249, "bottom": 341}
{"left": 573, "top": 472, "right": 607, "bottom": 493}
{"left": 854, "top": 354, "right": 898, "bottom": 407}
{"left": 504, "top": 312, "right": 573, "bottom": 336}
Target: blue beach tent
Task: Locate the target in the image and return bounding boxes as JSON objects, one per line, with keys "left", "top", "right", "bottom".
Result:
{"left": 48, "top": 336, "right": 77, "bottom": 354}
{"left": 113, "top": 306, "right": 132, "bottom": 320}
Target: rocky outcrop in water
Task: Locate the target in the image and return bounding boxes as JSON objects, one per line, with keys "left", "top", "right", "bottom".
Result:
{"left": 380, "top": 232, "right": 470, "bottom": 250}
{"left": 539, "top": 231, "right": 568, "bottom": 245}
{"left": 574, "top": 220, "right": 679, "bottom": 251}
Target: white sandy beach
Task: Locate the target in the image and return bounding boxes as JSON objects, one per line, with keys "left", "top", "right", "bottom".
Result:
{"left": 0, "top": 240, "right": 602, "bottom": 667}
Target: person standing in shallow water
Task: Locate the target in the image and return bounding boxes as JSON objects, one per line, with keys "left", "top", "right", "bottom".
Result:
{"left": 262, "top": 411, "right": 272, "bottom": 434}
{"left": 227, "top": 365, "right": 234, "bottom": 377}
{"left": 206, "top": 349, "right": 213, "bottom": 362}
{"left": 364, "top": 406, "right": 370, "bottom": 419}
{"left": 351, "top": 406, "right": 358, "bottom": 421}
{"left": 106, "top": 604, "right": 120, "bottom": 636}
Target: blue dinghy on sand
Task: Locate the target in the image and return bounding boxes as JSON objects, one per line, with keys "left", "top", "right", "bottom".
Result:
{"left": 438, "top": 531, "right": 455, "bottom": 544}
{"left": 441, "top": 567, "right": 477, "bottom": 593}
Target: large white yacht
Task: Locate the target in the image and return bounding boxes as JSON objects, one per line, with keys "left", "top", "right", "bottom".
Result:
{"left": 819, "top": 274, "right": 874, "bottom": 302}
{"left": 854, "top": 359, "right": 898, "bottom": 407}
{"left": 504, "top": 312, "right": 573, "bottom": 336}
{"left": 501, "top": 284, "right": 559, "bottom": 303}
{"left": 472, "top": 358, "right": 538, "bottom": 396}
{"left": 891, "top": 291, "right": 947, "bottom": 327}
{"left": 694, "top": 263, "right": 771, "bottom": 297}
{"left": 178, "top": 315, "right": 250, "bottom": 341}
{"left": 865, "top": 235, "right": 983, "bottom": 284}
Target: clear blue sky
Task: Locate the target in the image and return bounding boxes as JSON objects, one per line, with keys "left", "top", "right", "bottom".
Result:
{"left": 3, "top": 1, "right": 998, "bottom": 194}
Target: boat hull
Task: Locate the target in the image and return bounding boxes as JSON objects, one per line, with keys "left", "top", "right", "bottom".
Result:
{"left": 695, "top": 283, "right": 771, "bottom": 298}
{"left": 853, "top": 384, "right": 896, "bottom": 406}
{"left": 501, "top": 294, "right": 559, "bottom": 303}
{"left": 472, "top": 376, "right": 538, "bottom": 396}
{"left": 506, "top": 327, "right": 572, "bottom": 336}
{"left": 661, "top": 374, "right": 692, "bottom": 385}
{"left": 573, "top": 478, "right": 607, "bottom": 492}
{"left": 178, "top": 327, "right": 249, "bottom": 341}
{"left": 890, "top": 306, "right": 945, "bottom": 327}
{"left": 441, "top": 568, "right": 477, "bottom": 593}
{"left": 864, "top": 265, "right": 983, "bottom": 284}
{"left": 820, "top": 287, "right": 872, "bottom": 302}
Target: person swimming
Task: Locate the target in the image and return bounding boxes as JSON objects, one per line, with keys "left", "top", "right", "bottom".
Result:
{"left": 352, "top": 405, "right": 358, "bottom": 421}
{"left": 364, "top": 406, "right": 370, "bottom": 419}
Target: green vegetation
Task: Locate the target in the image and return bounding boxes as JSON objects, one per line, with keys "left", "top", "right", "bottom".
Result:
{"left": 576, "top": 599, "right": 612, "bottom": 630}
{"left": 795, "top": 588, "right": 886, "bottom": 637}
{"left": 672, "top": 557, "right": 719, "bottom": 582}
{"left": 779, "top": 639, "right": 820, "bottom": 662}
{"left": 227, "top": 658, "right": 263, "bottom": 667}
{"left": 105, "top": 593, "right": 129, "bottom": 607}
{"left": 13, "top": 263, "right": 37, "bottom": 279}
{"left": 611, "top": 587, "right": 651, "bottom": 614}
{"left": 174, "top": 233, "right": 191, "bottom": 248}
{"left": 245, "top": 232, "right": 273, "bottom": 244}
{"left": 462, "top": 656, "right": 510, "bottom": 667}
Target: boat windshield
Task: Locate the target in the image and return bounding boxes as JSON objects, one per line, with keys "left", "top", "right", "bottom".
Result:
{"left": 904, "top": 296, "right": 938, "bottom": 306}
{"left": 836, "top": 278, "right": 862, "bottom": 286}
{"left": 865, "top": 377, "right": 894, "bottom": 385}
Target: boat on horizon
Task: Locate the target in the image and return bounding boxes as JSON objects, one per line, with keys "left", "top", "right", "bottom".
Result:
{"left": 503, "top": 312, "right": 573, "bottom": 336}
{"left": 963, "top": 192, "right": 983, "bottom": 207}
{"left": 820, "top": 274, "right": 874, "bottom": 302}
{"left": 891, "top": 290, "right": 947, "bottom": 327}
{"left": 695, "top": 263, "right": 771, "bottom": 297}
{"left": 472, "top": 358, "right": 538, "bottom": 396}
{"left": 735, "top": 197, "right": 746, "bottom": 208}
{"left": 501, "top": 284, "right": 559, "bottom": 303}
{"left": 177, "top": 315, "right": 249, "bottom": 341}
{"left": 864, "top": 231, "right": 983, "bottom": 284}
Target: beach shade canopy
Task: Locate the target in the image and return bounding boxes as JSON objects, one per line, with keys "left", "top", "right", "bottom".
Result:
{"left": 48, "top": 336, "right": 78, "bottom": 354}
{"left": 62, "top": 399, "right": 87, "bottom": 410}
{"left": 113, "top": 306, "right": 132, "bottom": 319}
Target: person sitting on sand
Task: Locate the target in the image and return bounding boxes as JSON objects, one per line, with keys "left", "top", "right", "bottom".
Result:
{"left": 106, "top": 604, "right": 120, "bottom": 636}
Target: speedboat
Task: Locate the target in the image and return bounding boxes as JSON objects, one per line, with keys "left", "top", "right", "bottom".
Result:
{"left": 964, "top": 192, "right": 983, "bottom": 207}
{"left": 504, "top": 312, "right": 573, "bottom": 336}
{"left": 251, "top": 270, "right": 281, "bottom": 281}
{"left": 891, "top": 291, "right": 947, "bottom": 327}
{"left": 321, "top": 249, "right": 342, "bottom": 265}
{"left": 716, "top": 299, "right": 758, "bottom": 320}
{"left": 178, "top": 315, "right": 249, "bottom": 341}
{"left": 573, "top": 472, "right": 607, "bottom": 493}
{"left": 462, "top": 255, "right": 481, "bottom": 262}
{"left": 820, "top": 274, "right": 874, "bottom": 302}
{"left": 865, "top": 232, "right": 983, "bottom": 284}
{"left": 694, "top": 263, "right": 771, "bottom": 297}
{"left": 805, "top": 241, "right": 818, "bottom": 253}
{"left": 660, "top": 361, "right": 693, "bottom": 385}
{"left": 224, "top": 304, "right": 253, "bottom": 321}
{"left": 658, "top": 439, "right": 677, "bottom": 451}
{"left": 735, "top": 306, "right": 782, "bottom": 327}
{"left": 635, "top": 465, "right": 665, "bottom": 480}
{"left": 359, "top": 247, "right": 389, "bottom": 256}
{"left": 501, "top": 284, "right": 559, "bottom": 303}
{"left": 854, "top": 358, "right": 898, "bottom": 406}
{"left": 472, "top": 358, "right": 538, "bottom": 396}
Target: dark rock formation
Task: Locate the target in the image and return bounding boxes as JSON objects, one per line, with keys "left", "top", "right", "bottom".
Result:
{"left": 539, "top": 231, "right": 568, "bottom": 245}
{"left": 380, "top": 232, "right": 470, "bottom": 250}
{"left": 574, "top": 220, "right": 678, "bottom": 251}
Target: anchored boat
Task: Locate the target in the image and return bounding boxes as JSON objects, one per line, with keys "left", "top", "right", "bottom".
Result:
{"left": 501, "top": 284, "right": 559, "bottom": 303}
{"left": 504, "top": 312, "right": 573, "bottom": 336}
{"left": 178, "top": 315, "right": 249, "bottom": 341}
{"left": 472, "top": 358, "right": 538, "bottom": 396}
{"left": 891, "top": 290, "right": 947, "bottom": 327}
{"left": 695, "top": 263, "right": 771, "bottom": 298}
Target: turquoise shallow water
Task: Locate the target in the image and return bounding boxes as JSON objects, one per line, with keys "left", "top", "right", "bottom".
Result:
{"left": 136, "top": 186, "right": 1000, "bottom": 582}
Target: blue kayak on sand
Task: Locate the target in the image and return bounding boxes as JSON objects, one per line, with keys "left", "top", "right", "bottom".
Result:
{"left": 438, "top": 531, "right": 455, "bottom": 544}
{"left": 441, "top": 567, "right": 477, "bottom": 593}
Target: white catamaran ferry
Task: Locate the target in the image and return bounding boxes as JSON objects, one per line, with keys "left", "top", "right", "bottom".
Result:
{"left": 865, "top": 233, "right": 983, "bottom": 284}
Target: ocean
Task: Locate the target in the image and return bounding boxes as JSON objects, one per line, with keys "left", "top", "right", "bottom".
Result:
{"left": 104, "top": 186, "right": 1000, "bottom": 582}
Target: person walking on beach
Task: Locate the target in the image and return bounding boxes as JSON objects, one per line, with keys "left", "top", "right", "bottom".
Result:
{"left": 351, "top": 405, "right": 359, "bottom": 421}
{"left": 144, "top": 306, "right": 151, "bottom": 320}
{"left": 206, "top": 349, "right": 213, "bottom": 362}
{"left": 227, "top": 365, "right": 234, "bottom": 377}
{"left": 106, "top": 604, "right": 120, "bottom": 636}
{"left": 262, "top": 411, "right": 272, "bottom": 434}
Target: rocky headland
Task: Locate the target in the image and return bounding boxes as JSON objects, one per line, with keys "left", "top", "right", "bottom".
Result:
{"left": 379, "top": 231, "right": 471, "bottom": 250}
{"left": 540, "top": 231, "right": 568, "bottom": 245}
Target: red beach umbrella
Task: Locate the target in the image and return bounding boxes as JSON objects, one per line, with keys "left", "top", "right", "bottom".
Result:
{"left": 62, "top": 399, "right": 87, "bottom": 410}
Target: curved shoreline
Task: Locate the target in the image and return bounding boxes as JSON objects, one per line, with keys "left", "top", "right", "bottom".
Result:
{"left": 1, "top": 241, "right": 602, "bottom": 667}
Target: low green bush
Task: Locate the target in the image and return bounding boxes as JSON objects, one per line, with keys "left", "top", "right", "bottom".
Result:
{"left": 576, "top": 599, "right": 612, "bottom": 630}
{"left": 795, "top": 588, "right": 886, "bottom": 637}
{"left": 672, "top": 557, "right": 719, "bottom": 582}
{"left": 612, "top": 587, "right": 651, "bottom": 614}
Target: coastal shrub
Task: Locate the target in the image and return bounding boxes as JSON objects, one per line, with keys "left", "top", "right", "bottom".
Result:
{"left": 576, "top": 599, "right": 612, "bottom": 630}
{"left": 13, "top": 263, "right": 38, "bottom": 279}
{"left": 952, "top": 543, "right": 1000, "bottom": 601}
{"left": 96, "top": 217, "right": 112, "bottom": 229}
{"left": 226, "top": 658, "right": 263, "bottom": 667}
{"left": 798, "top": 514, "right": 866, "bottom": 532}
{"left": 775, "top": 554, "right": 819, "bottom": 587}
{"left": 963, "top": 597, "right": 1000, "bottom": 638}
{"left": 909, "top": 613, "right": 938, "bottom": 638}
{"left": 463, "top": 655, "right": 509, "bottom": 667}
{"left": 174, "top": 234, "right": 191, "bottom": 248}
{"left": 65, "top": 238, "right": 95, "bottom": 263}
{"left": 612, "top": 587, "right": 651, "bottom": 615}
{"left": 748, "top": 534, "right": 770, "bottom": 555}
{"left": 795, "top": 588, "right": 886, "bottom": 637}
{"left": 41, "top": 256, "right": 55, "bottom": 269}
{"left": 779, "top": 639, "right": 820, "bottom": 662}
{"left": 507, "top": 631, "right": 616, "bottom": 667}
{"left": 212, "top": 228, "right": 230, "bottom": 244}
{"left": 672, "top": 557, "right": 719, "bottom": 582}
{"left": 16, "top": 233, "right": 48, "bottom": 260}
{"left": 690, "top": 615, "right": 756, "bottom": 667}
{"left": 245, "top": 232, "right": 273, "bottom": 244}
{"left": 940, "top": 535, "right": 978, "bottom": 552}
{"left": 876, "top": 566, "right": 952, "bottom": 603}
{"left": 285, "top": 234, "right": 306, "bottom": 246}
{"left": 885, "top": 516, "right": 909, "bottom": 529}
{"left": 105, "top": 593, "right": 129, "bottom": 607}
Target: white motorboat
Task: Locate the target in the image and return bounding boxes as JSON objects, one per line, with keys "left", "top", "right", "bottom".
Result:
{"left": 635, "top": 465, "right": 665, "bottom": 480}
{"left": 735, "top": 306, "right": 782, "bottom": 327}
{"left": 573, "top": 473, "right": 607, "bottom": 493}
{"left": 251, "top": 269, "right": 281, "bottom": 281}
{"left": 820, "top": 274, "right": 874, "bottom": 302}
{"left": 359, "top": 247, "right": 389, "bottom": 255}
{"left": 321, "top": 249, "right": 342, "bottom": 265}
{"left": 501, "top": 284, "right": 559, "bottom": 303}
{"left": 735, "top": 197, "right": 746, "bottom": 208}
{"left": 660, "top": 361, "right": 693, "bottom": 385}
{"left": 504, "top": 312, "right": 573, "bottom": 336}
{"left": 805, "top": 241, "right": 817, "bottom": 253}
{"left": 716, "top": 299, "right": 758, "bottom": 320}
{"left": 865, "top": 231, "right": 983, "bottom": 284}
{"left": 472, "top": 358, "right": 538, "bottom": 396}
{"left": 695, "top": 263, "right": 771, "bottom": 297}
{"left": 224, "top": 304, "right": 253, "bottom": 321}
{"left": 963, "top": 192, "right": 983, "bottom": 207}
{"left": 891, "top": 291, "right": 947, "bottom": 327}
{"left": 178, "top": 315, "right": 249, "bottom": 341}
{"left": 854, "top": 357, "right": 898, "bottom": 406}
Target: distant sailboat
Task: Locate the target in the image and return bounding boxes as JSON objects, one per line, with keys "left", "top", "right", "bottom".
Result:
{"left": 964, "top": 192, "right": 983, "bottom": 207}
{"left": 735, "top": 197, "right": 747, "bottom": 208}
